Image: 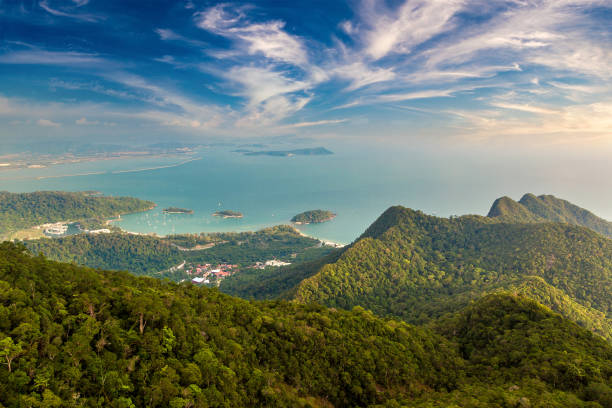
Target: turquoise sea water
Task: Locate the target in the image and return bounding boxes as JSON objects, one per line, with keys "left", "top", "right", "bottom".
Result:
{"left": 2, "top": 144, "right": 612, "bottom": 244}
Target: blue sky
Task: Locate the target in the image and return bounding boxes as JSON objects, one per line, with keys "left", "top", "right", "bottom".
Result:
{"left": 0, "top": 0, "right": 610, "bottom": 146}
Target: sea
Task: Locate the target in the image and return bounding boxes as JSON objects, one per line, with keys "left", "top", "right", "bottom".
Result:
{"left": 2, "top": 143, "right": 611, "bottom": 244}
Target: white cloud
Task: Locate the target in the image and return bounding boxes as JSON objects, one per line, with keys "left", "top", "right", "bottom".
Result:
{"left": 224, "top": 66, "right": 308, "bottom": 106}
{"left": 333, "top": 62, "right": 396, "bottom": 91}
{"left": 155, "top": 28, "right": 208, "bottom": 48}
{"left": 449, "top": 101, "right": 612, "bottom": 143}
{"left": 197, "top": 4, "right": 308, "bottom": 66}
{"left": 358, "top": 0, "right": 464, "bottom": 60}
{"left": 37, "top": 118, "right": 60, "bottom": 127}
{"left": 282, "top": 119, "right": 347, "bottom": 128}
{"left": 39, "top": 0, "right": 102, "bottom": 22}
{"left": 0, "top": 50, "right": 109, "bottom": 67}
{"left": 376, "top": 89, "right": 458, "bottom": 102}
{"left": 491, "top": 102, "right": 558, "bottom": 115}
{"left": 75, "top": 117, "right": 99, "bottom": 125}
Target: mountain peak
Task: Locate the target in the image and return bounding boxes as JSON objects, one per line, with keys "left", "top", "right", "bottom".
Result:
{"left": 487, "top": 196, "right": 541, "bottom": 222}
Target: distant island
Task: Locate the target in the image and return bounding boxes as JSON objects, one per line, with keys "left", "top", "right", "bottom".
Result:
{"left": 213, "top": 210, "right": 244, "bottom": 218}
{"left": 291, "top": 210, "right": 336, "bottom": 224}
{"left": 163, "top": 207, "right": 194, "bottom": 214}
{"left": 235, "top": 147, "right": 333, "bottom": 157}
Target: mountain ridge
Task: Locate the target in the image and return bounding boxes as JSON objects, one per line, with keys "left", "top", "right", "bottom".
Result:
{"left": 488, "top": 193, "right": 612, "bottom": 238}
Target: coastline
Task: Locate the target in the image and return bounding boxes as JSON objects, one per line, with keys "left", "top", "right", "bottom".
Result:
{"left": 291, "top": 225, "right": 347, "bottom": 248}
{"left": 0, "top": 155, "right": 200, "bottom": 181}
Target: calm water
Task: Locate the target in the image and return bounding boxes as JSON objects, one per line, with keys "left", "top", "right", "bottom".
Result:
{"left": 2, "top": 144, "right": 612, "bottom": 244}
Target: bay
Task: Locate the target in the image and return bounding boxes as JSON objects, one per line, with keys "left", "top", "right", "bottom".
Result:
{"left": 2, "top": 143, "right": 612, "bottom": 244}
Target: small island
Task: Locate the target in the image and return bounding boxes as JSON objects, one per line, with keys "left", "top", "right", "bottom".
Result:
{"left": 213, "top": 210, "right": 244, "bottom": 219}
{"left": 163, "top": 207, "right": 194, "bottom": 214}
{"left": 291, "top": 210, "right": 336, "bottom": 224}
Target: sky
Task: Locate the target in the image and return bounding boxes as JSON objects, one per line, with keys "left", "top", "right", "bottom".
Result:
{"left": 0, "top": 0, "right": 610, "bottom": 147}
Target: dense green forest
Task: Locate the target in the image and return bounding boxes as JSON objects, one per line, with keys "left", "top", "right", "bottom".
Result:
{"left": 1, "top": 242, "right": 611, "bottom": 407}
{"left": 220, "top": 250, "right": 344, "bottom": 300}
{"left": 488, "top": 193, "right": 612, "bottom": 237}
{"left": 229, "top": 206, "right": 612, "bottom": 341}
{"left": 0, "top": 191, "right": 154, "bottom": 237}
{"left": 291, "top": 210, "right": 336, "bottom": 224}
{"left": 23, "top": 226, "right": 329, "bottom": 279}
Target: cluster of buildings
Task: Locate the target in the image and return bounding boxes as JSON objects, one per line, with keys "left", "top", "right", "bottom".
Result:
{"left": 253, "top": 259, "right": 292, "bottom": 269}
{"left": 40, "top": 222, "right": 112, "bottom": 237}
{"left": 42, "top": 223, "right": 68, "bottom": 236}
{"left": 188, "top": 263, "right": 238, "bottom": 285}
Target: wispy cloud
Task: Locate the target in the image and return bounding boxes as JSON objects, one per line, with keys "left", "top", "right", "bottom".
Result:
{"left": 491, "top": 102, "right": 558, "bottom": 115}
{"left": 75, "top": 117, "right": 99, "bottom": 125}
{"left": 155, "top": 28, "right": 208, "bottom": 48}
{"left": 39, "top": 0, "right": 102, "bottom": 22}
{"left": 197, "top": 4, "right": 308, "bottom": 66}
{"left": 0, "top": 50, "right": 112, "bottom": 67}
{"left": 37, "top": 118, "right": 61, "bottom": 127}
{"left": 282, "top": 119, "right": 347, "bottom": 129}
{"left": 357, "top": 0, "right": 464, "bottom": 60}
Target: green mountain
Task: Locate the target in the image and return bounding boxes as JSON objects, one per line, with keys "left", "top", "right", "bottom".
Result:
{"left": 2, "top": 242, "right": 611, "bottom": 407}
{"left": 488, "top": 193, "right": 612, "bottom": 237}
{"left": 283, "top": 206, "right": 612, "bottom": 341}
{"left": 0, "top": 191, "right": 154, "bottom": 237}
{"left": 487, "top": 196, "right": 543, "bottom": 222}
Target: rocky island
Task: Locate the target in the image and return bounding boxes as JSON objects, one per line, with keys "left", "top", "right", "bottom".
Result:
{"left": 291, "top": 209, "right": 336, "bottom": 224}
{"left": 163, "top": 207, "right": 194, "bottom": 214}
{"left": 213, "top": 210, "right": 244, "bottom": 218}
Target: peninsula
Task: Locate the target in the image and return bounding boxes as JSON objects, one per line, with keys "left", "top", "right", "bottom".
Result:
{"left": 291, "top": 209, "right": 336, "bottom": 224}
{"left": 163, "top": 207, "right": 194, "bottom": 214}
{"left": 213, "top": 210, "right": 243, "bottom": 218}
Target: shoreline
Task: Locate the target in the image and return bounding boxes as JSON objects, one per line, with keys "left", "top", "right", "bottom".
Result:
{"left": 0, "top": 155, "right": 200, "bottom": 181}
{"left": 291, "top": 225, "right": 347, "bottom": 248}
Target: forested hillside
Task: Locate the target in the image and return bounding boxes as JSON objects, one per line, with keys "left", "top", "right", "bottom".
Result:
{"left": 488, "top": 193, "right": 612, "bottom": 237}
{"left": 1, "top": 242, "right": 611, "bottom": 407}
{"left": 23, "top": 226, "right": 329, "bottom": 278}
{"left": 290, "top": 206, "right": 612, "bottom": 341}
{"left": 0, "top": 191, "right": 154, "bottom": 236}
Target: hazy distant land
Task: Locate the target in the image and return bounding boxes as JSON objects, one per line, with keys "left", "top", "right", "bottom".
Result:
{"left": 234, "top": 147, "right": 333, "bottom": 157}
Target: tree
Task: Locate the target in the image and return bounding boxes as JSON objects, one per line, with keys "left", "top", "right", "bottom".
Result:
{"left": 0, "top": 337, "right": 24, "bottom": 373}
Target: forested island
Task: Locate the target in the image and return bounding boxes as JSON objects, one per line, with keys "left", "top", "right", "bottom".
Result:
{"left": 162, "top": 207, "right": 194, "bottom": 214}
{"left": 213, "top": 210, "right": 243, "bottom": 218}
{"left": 0, "top": 191, "right": 154, "bottom": 239}
{"left": 291, "top": 209, "right": 336, "bottom": 224}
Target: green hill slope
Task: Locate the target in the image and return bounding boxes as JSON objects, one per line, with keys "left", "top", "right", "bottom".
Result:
{"left": 488, "top": 193, "right": 612, "bottom": 237}
{"left": 426, "top": 293, "right": 612, "bottom": 406}
{"left": 22, "top": 225, "right": 325, "bottom": 279}
{"left": 0, "top": 242, "right": 461, "bottom": 407}
{"left": 2, "top": 243, "right": 612, "bottom": 406}
{"left": 292, "top": 206, "right": 612, "bottom": 341}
